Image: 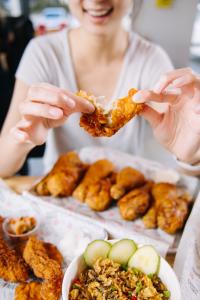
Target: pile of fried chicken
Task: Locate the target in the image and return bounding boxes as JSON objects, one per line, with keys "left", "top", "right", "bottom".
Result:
{"left": 77, "top": 89, "right": 144, "bottom": 137}
{"left": 0, "top": 216, "right": 63, "bottom": 300}
{"left": 35, "top": 152, "right": 192, "bottom": 234}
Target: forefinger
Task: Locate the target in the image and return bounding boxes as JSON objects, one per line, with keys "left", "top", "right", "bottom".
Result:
{"left": 153, "top": 68, "right": 192, "bottom": 93}
{"left": 133, "top": 90, "right": 179, "bottom": 105}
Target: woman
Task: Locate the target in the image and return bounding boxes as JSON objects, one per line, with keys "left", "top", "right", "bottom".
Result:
{"left": 0, "top": 0, "right": 200, "bottom": 177}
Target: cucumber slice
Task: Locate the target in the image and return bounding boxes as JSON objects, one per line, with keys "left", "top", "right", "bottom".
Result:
{"left": 128, "top": 245, "right": 160, "bottom": 275}
{"left": 84, "top": 240, "right": 111, "bottom": 267}
{"left": 108, "top": 239, "right": 137, "bottom": 265}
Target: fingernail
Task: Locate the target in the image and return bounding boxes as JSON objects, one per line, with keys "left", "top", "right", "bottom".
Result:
{"left": 63, "top": 94, "right": 76, "bottom": 108}
{"left": 12, "top": 129, "right": 26, "bottom": 141}
{"left": 132, "top": 92, "right": 145, "bottom": 103}
{"left": 49, "top": 107, "right": 63, "bottom": 117}
{"left": 194, "top": 104, "right": 200, "bottom": 113}
{"left": 153, "top": 83, "right": 162, "bottom": 93}
{"left": 172, "top": 78, "right": 184, "bottom": 87}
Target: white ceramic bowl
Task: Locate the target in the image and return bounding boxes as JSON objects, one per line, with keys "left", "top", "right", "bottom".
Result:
{"left": 62, "top": 240, "right": 181, "bottom": 300}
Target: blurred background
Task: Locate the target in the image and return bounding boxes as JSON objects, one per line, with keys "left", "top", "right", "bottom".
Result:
{"left": 0, "top": 0, "right": 200, "bottom": 175}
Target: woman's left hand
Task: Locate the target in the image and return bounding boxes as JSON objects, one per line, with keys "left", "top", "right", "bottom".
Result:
{"left": 134, "top": 68, "right": 200, "bottom": 165}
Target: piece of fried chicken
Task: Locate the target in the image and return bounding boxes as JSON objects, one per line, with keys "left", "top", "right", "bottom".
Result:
{"left": 118, "top": 183, "right": 152, "bottom": 221}
{"left": 110, "top": 167, "right": 145, "bottom": 200}
{"left": 85, "top": 173, "right": 116, "bottom": 211}
{"left": 15, "top": 277, "right": 62, "bottom": 300}
{"left": 17, "top": 236, "right": 63, "bottom": 300}
{"left": 23, "top": 236, "right": 63, "bottom": 280}
{"left": 35, "top": 152, "right": 88, "bottom": 197}
{"left": 143, "top": 183, "right": 191, "bottom": 234}
{"left": 15, "top": 282, "right": 42, "bottom": 300}
{"left": 0, "top": 217, "right": 29, "bottom": 283}
{"left": 73, "top": 159, "right": 115, "bottom": 202}
{"left": 78, "top": 89, "right": 144, "bottom": 137}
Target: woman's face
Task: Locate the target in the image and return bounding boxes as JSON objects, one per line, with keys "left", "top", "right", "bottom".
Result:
{"left": 68, "top": 0, "right": 133, "bottom": 35}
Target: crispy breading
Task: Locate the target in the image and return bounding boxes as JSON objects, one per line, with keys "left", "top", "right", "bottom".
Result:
{"left": 40, "top": 276, "right": 63, "bottom": 300}
{"left": 143, "top": 183, "right": 191, "bottom": 234}
{"left": 15, "top": 282, "right": 42, "bottom": 300}
{"left": 157, "top": 196, "right": 189, "bottom": 234}
{"left": 23, "top": 236, "right": 62, "bottom": 280}
{"left": 118, "top": 185, "right": 150, "bottom": 221}
{"left": 43, "top": 242, "right": 63, "bottom": 266}
{"left": 110, "top": 167, "right": 145, "bottom": 200}
{"left": 78, "top": 89, "right": 144, "bottom": 137}
{"left": 73, "top": 159, "right": 115, "bottom": 202}
{"left": 142, "top": 206, "right": 157, "bottom": 229}
{"left": 35, "top": 152, "right": 88, "bottom": 197}
{"left": 0, "top": 217, "right": 29, "bottom": 283}
{"left": 85, "top": 173, "right": 116, "bottom": 211}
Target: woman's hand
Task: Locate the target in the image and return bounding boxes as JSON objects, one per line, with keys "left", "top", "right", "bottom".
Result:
{"left": 10, "top": 83, "right": 94, "bottom": 146}
{"left": 134, "top": 68, "right": 200, "bottom": 165}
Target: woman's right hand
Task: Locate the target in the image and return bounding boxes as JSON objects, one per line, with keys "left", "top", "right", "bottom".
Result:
{"left": 10, "top": 83, "right": 94, "bottom": 146}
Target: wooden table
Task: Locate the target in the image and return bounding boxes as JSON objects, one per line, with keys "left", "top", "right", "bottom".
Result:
{"left": 4, "top": 176, "right": 175, "bottom": 266}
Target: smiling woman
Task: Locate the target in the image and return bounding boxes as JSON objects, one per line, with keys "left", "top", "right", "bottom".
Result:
{"left": 0, "top": 0, "right": 200, "bottom": 178}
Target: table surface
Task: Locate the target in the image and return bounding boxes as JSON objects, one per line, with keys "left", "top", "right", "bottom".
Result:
{"left": 4, "top": 176, "right": 175, "bottom": 266}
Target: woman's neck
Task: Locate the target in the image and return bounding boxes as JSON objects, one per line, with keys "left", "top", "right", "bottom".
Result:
{"left": 69, "top": 26, "right": 129, "bottom": 63}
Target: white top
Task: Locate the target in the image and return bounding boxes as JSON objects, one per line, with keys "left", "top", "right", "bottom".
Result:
{"left": 16, "top": 28, "right": 175, "bottom": 172}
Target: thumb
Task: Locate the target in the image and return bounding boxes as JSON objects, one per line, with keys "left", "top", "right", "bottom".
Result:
{"left": 140, "top": 105, "right": 163, "bottom": 129}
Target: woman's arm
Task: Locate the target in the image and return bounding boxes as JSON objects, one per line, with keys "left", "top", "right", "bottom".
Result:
{"left": 0, "top": 80, "right": 33, "bottom": 177}
{"left": 0, "top": 79, "right": 94, "bottom": 178}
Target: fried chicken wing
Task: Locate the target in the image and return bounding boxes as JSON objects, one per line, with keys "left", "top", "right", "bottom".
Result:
{"left": 0, "top": 217, "right": 29, "bottom": 283}
{"left": 85, "top": 173, "right": 116, "bottom": 211}
{"left": 78, "top": 89, "right": 144, "bottom": 137}
{"left": 35, "top": 152, "right": 88, "bottom": 197}
{"left": 73, "top": 159, "right": 115, "bottom": 202}
{"left": 118, "top": 183, "right": 151, "bottom": 221}
{"left": 110, "top": 167, "right": 145, "bottom": 200}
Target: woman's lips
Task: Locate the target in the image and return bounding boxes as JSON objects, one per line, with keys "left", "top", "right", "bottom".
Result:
{"left": 83, "top": 7, "right": 114, "bottom": 23}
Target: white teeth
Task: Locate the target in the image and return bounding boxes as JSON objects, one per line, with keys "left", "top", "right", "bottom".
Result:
{"left": 87, "top": 9, "right": 111, "bottom": 17}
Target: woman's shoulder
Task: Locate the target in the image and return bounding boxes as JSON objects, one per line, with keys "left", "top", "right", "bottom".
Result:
{"left": 129, "top": 31, "right": 168, "bottom": 58}
{"left": 29, "top": 29, "right": 68, "bottom": 53}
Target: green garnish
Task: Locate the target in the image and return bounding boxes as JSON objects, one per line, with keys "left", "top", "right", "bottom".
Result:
{"left": 147, "top": 273, "right": 153, "bottom": 279}
{"left": 128, "top": 291, "right": 133, "bottom": 297}
{"left": 135, "top": 281, "right": 143, "bottom": 294}
{"left": 163, "top": 290, "right": 171, "bottom": 298}
{"left": 72, "top": 284, "right": 80, "bottom": 289}
{"left": 110, "top": 286, "right": 117, "bottom": 292}
{"left": 121, "top": 264, "right": 128, "bottom": 271}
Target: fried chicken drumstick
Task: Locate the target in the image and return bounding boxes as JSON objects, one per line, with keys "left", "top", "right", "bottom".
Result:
{"left": 143, "top": 183, "right": 191, "bottom": 234}
{"left": 35, "top": 151, "right": 88, "bottom": 197}
{"left": 85, "top": 172, "right": 116, "bottom": 211}
{"left": 78, "top": 89, "right": 144, "bottom": 137}
{"left": 110, "top": 167, "right": 145, "bottom": 200}
{"left": 73, "top": 159, "right": 115, "bottom": 202}
{"left": 118, "top": 182, "right": 152, "bottom": 221}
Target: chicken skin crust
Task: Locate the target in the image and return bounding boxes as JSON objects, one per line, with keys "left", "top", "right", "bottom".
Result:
{"left": 73, "top": 159, "right": 115, "bottom": 202}
{"left": 35, "top": 151, "right": 88, "bottom": 197}
{"left": 143, "top": 183, "right": 191, "bottom": 234}
{"left": 110, "top": 167, "right": 145, "bottom": 200}
{"left": 78, "top": 89, "right": 144, "bottom": 137}
{"left": 0, "top": 217, "right": 29, "bottom": 283}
